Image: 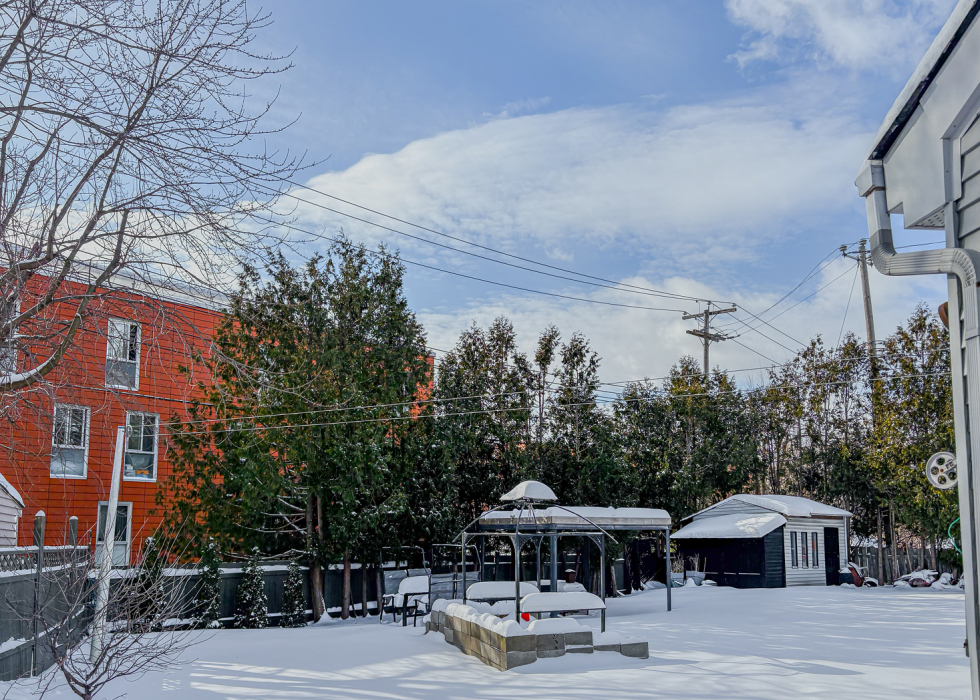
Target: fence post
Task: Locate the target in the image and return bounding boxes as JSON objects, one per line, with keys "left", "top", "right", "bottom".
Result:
{"left": 32, "top": 511, "right": 46, "bottom": 676}
{"left": 68, "top": 516, "right": 78, "bottom": 549}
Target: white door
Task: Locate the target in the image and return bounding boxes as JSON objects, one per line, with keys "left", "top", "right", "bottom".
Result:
{"left": 96, "top": 502, "right": 131, "bottom": 566}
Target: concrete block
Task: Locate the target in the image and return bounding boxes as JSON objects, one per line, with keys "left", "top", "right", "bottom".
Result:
{"left": 503, "top": 650, "right": 538, "bottom": 669}
{"left": 594, "top": 644, "right": 621, "bottom": 653}
{"left": 566, "top": 645, "right": 593, "bottom": 654}
{"left": 478, "top": 624, "right": 493, "bottom": 646}
{"left": 564, "top": 631, "right": 593, "bottom": 647}
{"left": 443, "top": 627, "right": 455, "bottom": 645}
{"left": 620, "top": 642, "right": 649, "bottom": 659}
{"left": 536, "top": 649, "right": 566, "bottom": 659}
{"left": 536, "top": 633, "right": 565, "bottom": 653}
{"left": 493, "top": 633, "right": 536, "bottom": 654}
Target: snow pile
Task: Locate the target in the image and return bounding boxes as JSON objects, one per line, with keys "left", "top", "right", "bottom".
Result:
{"left": 520, "top": 591, "right": 605, "bottom": 613}
{"left": 526, "top": 617, "right": 584, "bottom": 634}
{"left": 595, "top": 630, "right": 646, "bottom": 645}
{"left": 444, "top": 602, "right": 531, "bottom": 636}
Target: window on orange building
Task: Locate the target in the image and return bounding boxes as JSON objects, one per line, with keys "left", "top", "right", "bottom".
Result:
{"left": 124, "top": 412, "right": 157, "bottom": 480}
{"left": 106, "top": 319, "right": 140, "bottom": 390}
{"left": 51, "top": 404, "right": 90, "bottom": 478}
{"left": 0, "top": 294, "right": 19, "bottom": 375}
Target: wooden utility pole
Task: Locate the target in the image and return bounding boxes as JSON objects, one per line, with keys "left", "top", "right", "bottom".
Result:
{"left": 683, "top": 304, "right": 737, "bottom": 378}
{"left": 843, "top": 239, "right": 885, "bottom": 580}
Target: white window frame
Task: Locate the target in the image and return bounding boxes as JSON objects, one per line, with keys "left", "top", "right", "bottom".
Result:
{"left": 0, "top": 295, "right": 20, "bottom": 375}
{"left": 105, "top": 318, "right": 141, "bottom": 391}
{"left": 96, "top": 501, "right": 132, "bottom": 566}
{"left": 123, "top": 411, "right": 159, "bottom": 482}
{"left": 50, "top": 404, "right": 90, "bottom": 479}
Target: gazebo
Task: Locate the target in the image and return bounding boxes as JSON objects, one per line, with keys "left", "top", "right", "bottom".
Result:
{"left": 457, "top": 481, "right": 673, "bottom": 632}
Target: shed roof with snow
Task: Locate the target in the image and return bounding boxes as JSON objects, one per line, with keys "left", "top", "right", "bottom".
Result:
{"left": 672, "top": 513, "right": 786, "bottom": 540}
{"left": 684, "top": 494, "right": 850, "bottom": 522}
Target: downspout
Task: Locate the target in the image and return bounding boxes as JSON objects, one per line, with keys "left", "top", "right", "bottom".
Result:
{"left": 859, "top": 159, "right": 980, "bottom": 671}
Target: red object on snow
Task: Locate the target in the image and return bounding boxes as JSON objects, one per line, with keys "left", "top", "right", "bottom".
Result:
{"left": 849, "top": 566, "right": 864, "bottom": 587}
{"left": 521, "top": 613, "right": 530, "bottom": 621}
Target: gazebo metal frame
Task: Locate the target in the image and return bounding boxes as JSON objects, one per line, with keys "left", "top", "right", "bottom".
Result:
{"left": 457, "top": 499, "right": 673, "bottom": 633}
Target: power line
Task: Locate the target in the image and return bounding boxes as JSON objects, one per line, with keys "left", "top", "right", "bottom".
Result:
{"left": 279, "top": 180, "right": 711, "bottom": 304}
{"left": 178, "top": 370, "right": 951, "bottom": 436}
{"left": 253, "top": 216, "right": 689, "bottom": 313}
{"left": 837, "top": 265, "right": 860, "bottom": 347}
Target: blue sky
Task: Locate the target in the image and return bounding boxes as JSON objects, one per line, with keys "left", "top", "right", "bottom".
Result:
{"left": 256, "top": 0, "right": 956, "bottom": 383}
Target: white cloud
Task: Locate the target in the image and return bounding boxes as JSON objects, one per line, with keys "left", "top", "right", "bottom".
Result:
{"left": 420, "top": 258, "right": 947, "bottom": 387}
{"left": 295, "top": 88, "right": 868, "bottom": 275}
{"left": 726, "top": 0, "right": 957, "bottom": 72}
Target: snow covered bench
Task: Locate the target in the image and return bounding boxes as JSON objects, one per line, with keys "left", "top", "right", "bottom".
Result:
{"left": 466, "top": 581, "right": 539, "bottom": 603}
{"left": 381, "top": 574, "right": 429, "bottom": 626}
{"left": 519, "top": 591, "right": 606, "bottom": 616}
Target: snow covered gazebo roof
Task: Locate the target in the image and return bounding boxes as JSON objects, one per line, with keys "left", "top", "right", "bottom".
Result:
{"left": 478, "top": 506, "right": 670, "bottom": 532}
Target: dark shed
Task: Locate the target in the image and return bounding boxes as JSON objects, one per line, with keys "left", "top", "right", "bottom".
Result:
{"left": 672, "top": 512, "right": 786, "bottom": 589}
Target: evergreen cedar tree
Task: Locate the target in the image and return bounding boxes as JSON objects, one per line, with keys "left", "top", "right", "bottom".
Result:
{"left": 234, "top": 549, "right": 268, "bottom": 629}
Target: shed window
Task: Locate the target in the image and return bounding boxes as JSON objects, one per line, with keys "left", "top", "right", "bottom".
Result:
{"left": 124, "top": 412, "right": 157, "bottom": 480}
{"left": 801, "top": 532, "right": 809, "bottom": 568}
{"left": 106, "top": 319, "right": 140, "bottom": 390}
{"left": 790, "top": 532, "right": 798, "bottom": 568}
{"left": 51, "top": 404, "right": 90, "bottom": 478}
{"left": 811, "top": 532, "right": 819, "bottom": 568}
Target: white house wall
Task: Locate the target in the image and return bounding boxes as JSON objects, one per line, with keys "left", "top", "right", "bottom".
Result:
{"left": 784, "top": 517, "right": 846, "bottom": 587}
{"left": 0, "top": 490, "right": 20, "bottom": 546}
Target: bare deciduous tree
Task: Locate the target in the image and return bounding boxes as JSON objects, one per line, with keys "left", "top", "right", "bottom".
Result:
{"left": 0, "top": 0, "right": 302, "bottom": 399}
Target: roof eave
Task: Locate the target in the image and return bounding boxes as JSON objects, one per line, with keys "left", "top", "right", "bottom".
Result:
{"left": 868, "top": 0, "right": 980, "bottom": 161}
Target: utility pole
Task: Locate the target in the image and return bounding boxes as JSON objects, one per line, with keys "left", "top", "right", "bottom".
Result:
{"left": 683, "top": 303, "right": 737, "bottom": 379}
{"left": 842, "top": 239, "right": 887, "bottom": 581}
{"left": 841, "top": 239, "right": 878, "bottom": 364}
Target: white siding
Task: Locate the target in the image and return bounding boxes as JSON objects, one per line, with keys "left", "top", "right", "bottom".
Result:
{"left": 0, "top": 489, "right": 21, "bottom": 546}
{"left": 784, "top": 517, "right": 846, "bottom": 586}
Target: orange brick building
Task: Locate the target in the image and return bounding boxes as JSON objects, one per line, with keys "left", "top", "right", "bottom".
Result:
{"left": 0, "top": 269, "right": 222, "bottom": 563}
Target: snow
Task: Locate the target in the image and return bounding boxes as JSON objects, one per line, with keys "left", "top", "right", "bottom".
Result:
{"left": 526, "top": 617, "right": 584, "bottom": 634}
{"left": 481, "top": 506, "right": 671, "bottom": 527}
{"left": 693, "top": 494, "right": 850, "bottom": 519}
{"left": 1, "top": 586, "right": 969, "bottom": 700}
{"left": 0, "top": 472, "right": 23, "bottom": 509}
{"left": 557, "top": 582, "right": 586, "bottom": 593}
{"left": 672, "top": 513, "right": 787, "bottom": 539}
{"left": 467, "top": 581, "right": 539, "bottom": 600}
{"left": 519, "top": 591, "right": 606, "bottom": 613}
{"left": 398, "top": 576, "right": 430, "bottom": 595}
{"left": 500, "top": 480, "right": 557, "bottom": 502}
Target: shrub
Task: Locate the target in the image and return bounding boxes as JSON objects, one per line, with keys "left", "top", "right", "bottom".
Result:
{"left": 234, "top": 549, "right": 268, "bottom": 629}
{"left": 280, "top": 561, "right": 307, "bottom": 627}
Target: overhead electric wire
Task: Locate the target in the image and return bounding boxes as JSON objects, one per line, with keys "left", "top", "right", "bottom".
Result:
{"left": 251, "top": 216, "right": 689, "bottom": 313}
{"left": 278, "top": 180, "right": 711, "bottom": 304}
{"left": 179, "top": 370, "right": 951, "bottom": 436}
{"left": 837, "top": 265, "right": 860, "bottom": 347}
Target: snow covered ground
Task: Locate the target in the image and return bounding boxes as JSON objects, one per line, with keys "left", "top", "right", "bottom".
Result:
{"left": 3, "top": 584, "right": 969, "bottom": 700}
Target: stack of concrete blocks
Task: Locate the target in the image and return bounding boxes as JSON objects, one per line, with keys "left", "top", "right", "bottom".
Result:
{"left": 426, "top": 600, "right": 649, "bottom": 671}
